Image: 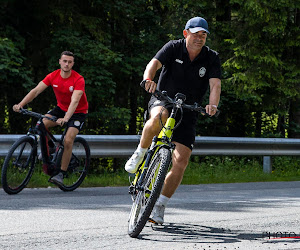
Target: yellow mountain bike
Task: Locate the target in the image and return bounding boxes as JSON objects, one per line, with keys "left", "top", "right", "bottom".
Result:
{"left": 128, "top": 80, "right": 219, "bottom": 237}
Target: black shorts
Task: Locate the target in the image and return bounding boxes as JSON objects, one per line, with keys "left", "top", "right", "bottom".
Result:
{"left": 148, "top": 96, "right": 198, "bottom": 150}
{"left": 47, "top": 106, "right": 87, "bottom": 132}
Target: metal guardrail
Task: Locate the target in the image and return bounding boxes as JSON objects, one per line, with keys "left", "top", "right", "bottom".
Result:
{"left": 1, "top": 135, "right": 300, "bottom": 173}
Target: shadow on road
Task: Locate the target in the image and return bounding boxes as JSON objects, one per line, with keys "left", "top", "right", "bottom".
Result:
{"left": 139, "top": 222, "right": 264, "bottom": 244}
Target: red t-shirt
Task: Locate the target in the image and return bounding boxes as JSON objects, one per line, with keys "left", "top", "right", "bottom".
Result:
{"left": 42, "top": 69, "right": 88, "bottom": 114}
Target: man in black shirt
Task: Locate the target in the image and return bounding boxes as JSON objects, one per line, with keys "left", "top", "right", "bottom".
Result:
{"left": 125, "top": 16, "right": 221, "bottom": 224}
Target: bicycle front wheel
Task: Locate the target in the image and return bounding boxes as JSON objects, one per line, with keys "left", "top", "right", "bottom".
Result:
{"left": 56, "top": 137, "right": 90, "bottom": 191}
{"left": 1, "top": 136, "right": 37, "bottom": 194}
{"left": 128, "top": 147, "right": 172, "bottom": 238}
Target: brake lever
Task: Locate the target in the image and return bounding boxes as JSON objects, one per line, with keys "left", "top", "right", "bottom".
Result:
{"left": 194, "top": 104, "right": 220, "bottom": 117}
{"left": 140, "top": 80, "right": 146, "bottom": 89}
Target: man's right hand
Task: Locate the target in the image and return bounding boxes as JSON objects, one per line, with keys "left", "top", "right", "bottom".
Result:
{"left": 144, "top": 79, "right": 157, "bottom": 93}
{"left": 13, "top": 104, "right": 22, "bottom": 112}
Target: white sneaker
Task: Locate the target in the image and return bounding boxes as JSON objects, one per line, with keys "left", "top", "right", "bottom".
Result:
{"left": 125, "top": 150, "right": 146, "bottom": 173}
{"left": 149, "top": 203, "right": 165, "bottom": 224}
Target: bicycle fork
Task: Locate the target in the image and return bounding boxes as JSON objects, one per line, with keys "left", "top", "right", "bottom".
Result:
{"left": 130, "top": 138, "right": 157, "bottom": 191}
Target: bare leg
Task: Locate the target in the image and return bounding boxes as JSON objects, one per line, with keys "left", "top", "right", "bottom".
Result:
{"left": 42, "top": 116, "right": 58, "bottom": 146}
{"left": 161, "top": 142, "right": 192, "bottom": 198}
{"left": 60, "top": 127, "right": 78, "bottom": 171}
{"left": 139, "top": 106, "right": 169, "bottom": 148}
{"left": 43, "top": 115, "right": 57, "bottom": 129}
{"left": 44, "top": 116, "right": 79, "bottom": 172}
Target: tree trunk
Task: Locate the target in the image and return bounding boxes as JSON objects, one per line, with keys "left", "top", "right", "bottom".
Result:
{"left": 288, "top": 8, "right": 300, "bottom": 138}
{"left": 289, "top": 101, "right": 300, "bottom": 138}
{"left": 255, "top": 112, "right": 262, "bottom": 137}
{"left": 277, "top": 115, "right": 285, "bottom": 137}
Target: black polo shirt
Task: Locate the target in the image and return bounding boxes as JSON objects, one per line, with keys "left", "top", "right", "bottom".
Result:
{"left": 154, "top": 39, "right": 221, "bottom": 104}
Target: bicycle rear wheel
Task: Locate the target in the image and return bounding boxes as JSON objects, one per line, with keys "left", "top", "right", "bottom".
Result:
{"left": 128, "top": 147, "right": 172, "bottom": 238}
{"left": 55, "top": 137, "right": 90, "bottom": 191}
{"left": 1, "top": 136, "right": 36, "bottom": 194}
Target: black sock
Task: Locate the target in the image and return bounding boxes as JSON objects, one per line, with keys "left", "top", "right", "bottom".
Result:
{"left": 60, "top": 170, "right": 67, "bottom": 175}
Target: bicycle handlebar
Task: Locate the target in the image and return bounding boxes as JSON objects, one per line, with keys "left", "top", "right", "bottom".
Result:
{"left": 140, "top": 80, "right": 220, "bottom": 117}
{"left": 20, "top": 108, "right": 57, "bottom": 122}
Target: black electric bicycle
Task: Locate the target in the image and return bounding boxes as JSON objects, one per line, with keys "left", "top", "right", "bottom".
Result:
{"left": 1, "top": 109, "right": 90, "bottom": 194}
{"left": 128, "top": 80, "right": 219, "bottom": 237}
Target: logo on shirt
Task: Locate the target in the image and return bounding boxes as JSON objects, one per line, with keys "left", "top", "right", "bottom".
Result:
{"left": 53, "top": 85, "right": 58, "bottom": 88}
{"left": 69, "top": 86, "right": 74, "bottom": 92}
{"left": 175, "top": 59, "right": 183, "bottom": 64}
{"left": 199, "top": 67, "right": 206, "bottom": 77}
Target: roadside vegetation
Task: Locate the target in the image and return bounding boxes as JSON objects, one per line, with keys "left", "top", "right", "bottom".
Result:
{"left": 1, "top": 156, "right": 299, "bottom": 189}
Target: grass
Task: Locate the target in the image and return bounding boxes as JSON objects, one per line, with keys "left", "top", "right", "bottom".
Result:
{"left": 1, "top": 156, "right": 300, "bottom": 188}
{"left": 182, "top": 156, "right": 300, "bottom": 184}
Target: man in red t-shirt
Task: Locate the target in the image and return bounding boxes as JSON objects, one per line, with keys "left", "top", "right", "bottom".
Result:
{"left": 13, "top": 51, "right": 88, "bottom": 186}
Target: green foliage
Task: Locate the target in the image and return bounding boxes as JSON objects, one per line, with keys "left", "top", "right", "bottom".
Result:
{"left": 0, "top": 26, "right": 35, "bottom": 133}
{"left": 87, "top": 107, "right": 131, "bottom": 134}
{"left": 183, "top": 156, "right": 300, "bottom": 184}
{"left": 2, "top": 155, "right": 300, "bottom": 187}
{"left": 0, "top": 38, "right": 30, "bottom": 83}
{"left": 223, "top": 0, "right": 300, "bottom": 109}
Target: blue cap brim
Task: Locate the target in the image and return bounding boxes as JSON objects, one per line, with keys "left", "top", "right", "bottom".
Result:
{"left": 189, "top": 27, "right": 210, "bottom": 34}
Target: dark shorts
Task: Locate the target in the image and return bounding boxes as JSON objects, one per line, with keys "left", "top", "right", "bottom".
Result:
{"left": 148, "top": 96, "right": 198, "bottom": 150}
{"left": 47, "top": 106, "right": 87, "bottom": 132}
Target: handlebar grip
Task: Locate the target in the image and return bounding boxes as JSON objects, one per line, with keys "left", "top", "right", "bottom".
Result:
{"left": 195, "top": 106, "right": 220, "bottom": 118}
{"left": 204, "top": 109, "right": 221, "bottom": 118}
{"left": 140, "top": 80, "right": 161, "bottom": 97}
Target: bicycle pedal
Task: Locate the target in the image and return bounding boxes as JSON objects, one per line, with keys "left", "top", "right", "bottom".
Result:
{"left": 148, "top": 218, "right": 158, "bottom": 224}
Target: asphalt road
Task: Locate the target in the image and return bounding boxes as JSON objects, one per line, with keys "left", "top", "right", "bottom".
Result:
{"left": 0, "top": 181, "right": 300, "bottom": 249}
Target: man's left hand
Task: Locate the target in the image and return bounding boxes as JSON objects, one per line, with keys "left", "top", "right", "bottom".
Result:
{"left": 206, "top": 104, "right": 218, "bottom": 116}
{"left": 56, "top": 118, "right": 68, "bottom": 126}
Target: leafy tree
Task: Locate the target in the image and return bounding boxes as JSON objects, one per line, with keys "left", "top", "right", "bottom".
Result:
{"left": 223, "top": 0, "right": 300, "bottom": 137}
{"left": 0, "top": 30, "right": 34, "bottom": 133}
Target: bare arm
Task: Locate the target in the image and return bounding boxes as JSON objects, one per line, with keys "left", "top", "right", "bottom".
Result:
{"left": 56, "top": 90, "right": 83, "bottom": 126}
{"left": 143, "top": 58, "right": 162, "bottom": 93}
{"left": 206, "top": 78, "right": 221, "bottom": 116}
{"left": 13, "top": 81, "right": 48, "bottom": 112}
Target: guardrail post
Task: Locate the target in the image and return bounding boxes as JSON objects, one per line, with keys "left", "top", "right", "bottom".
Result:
{"left": 263, "top": 156, "right": 272, "bottom": 173}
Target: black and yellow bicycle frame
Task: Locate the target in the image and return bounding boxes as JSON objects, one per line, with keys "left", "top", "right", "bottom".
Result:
{"left": 132, "top": 114, "right": 176, "bottom": 190}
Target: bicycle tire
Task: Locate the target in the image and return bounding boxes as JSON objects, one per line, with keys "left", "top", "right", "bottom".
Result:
{"left": 55, "top": 137, "right": 90, "bottom": 191}
{"left": 128, "top": 147, "right": 172, "bottom": 238}
{"left": 1, "top": 136, "right": 37, "bottom": 195}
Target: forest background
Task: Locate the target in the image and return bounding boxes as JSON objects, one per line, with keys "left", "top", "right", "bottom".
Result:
{"left": 1, "top": 1, "right": 299, "bottom": 169}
